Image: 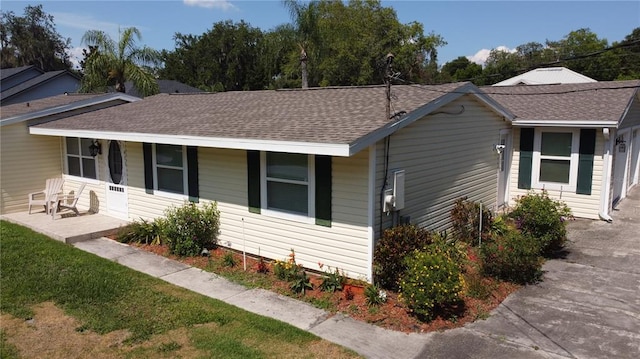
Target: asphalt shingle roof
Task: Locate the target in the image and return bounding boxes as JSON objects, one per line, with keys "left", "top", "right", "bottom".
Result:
{"left": 0, "top": 70, "right": 80, "bottom": 101}
{"left": 0, "top": 65, "right": 42, "bottom": 81}
{"left": 0, "top": 93, "right": 104, "bottom": 119}
{"left": 35, "top": 83, "right": 466, "bottom": 145}
{"left": 483, "top": 80, "right": 640, "bottom": 123}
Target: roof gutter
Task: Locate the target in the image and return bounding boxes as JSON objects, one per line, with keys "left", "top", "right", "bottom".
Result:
{"left": 28, "top": 127, "right": 352, "bottom": 157}
{"left": 1, "top": 93, "right": 140, "bottom": 127}
{"left": 512, "top": 120, "right": 618, "bottom": 128}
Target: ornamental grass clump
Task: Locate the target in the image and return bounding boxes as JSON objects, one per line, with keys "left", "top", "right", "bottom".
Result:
{"left": 509, "top": 191, "right": 572, "bottom": 256}
{"left": 163, "top": 201, "right": 220, "bottom": 257}
{"left": 399, "top": 246, "right": 465, "bottom": 321}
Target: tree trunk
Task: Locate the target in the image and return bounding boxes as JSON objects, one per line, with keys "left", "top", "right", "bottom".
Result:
{"left": 300, "top": 48, "right": 308, "bottom": 89}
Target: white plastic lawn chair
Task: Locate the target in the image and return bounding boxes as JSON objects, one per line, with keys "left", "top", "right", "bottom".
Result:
{"left": 28, "top": 178, "right": 64, "bottom": 214}
{"left": 51, "top": 183, "right": 86, "bottom": 219}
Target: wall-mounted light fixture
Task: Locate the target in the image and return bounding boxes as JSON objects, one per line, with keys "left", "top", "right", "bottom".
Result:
{"left": 88, "top": 139, "right": 102, "bottom": 157}
{"left": 615, "top": 136, "right": 626, "bottom": 146}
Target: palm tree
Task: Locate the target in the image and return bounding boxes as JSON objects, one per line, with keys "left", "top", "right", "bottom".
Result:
{"left": 80, "top": 27, "right": 160, "bottom": 96}
{"left": 282, "top": 0, "right": 320, "bottom": 89}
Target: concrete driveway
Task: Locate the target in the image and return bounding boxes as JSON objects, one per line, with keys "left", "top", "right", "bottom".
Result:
{"left": 416, "top": 187, "right": 640, "bottom": 359}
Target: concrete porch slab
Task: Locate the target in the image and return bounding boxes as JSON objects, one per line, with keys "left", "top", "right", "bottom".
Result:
{"left": 1, "top": 210, "right": 129, "bottom": 244}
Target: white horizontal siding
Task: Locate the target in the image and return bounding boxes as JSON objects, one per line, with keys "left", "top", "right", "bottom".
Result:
{"left": 375, "top": 95, "right": 509, "bottom": 237}
{"left": 126, "top": 142, "right": 186, "bottom": 219}
{"left": 620, "top": 98, "right": 640, "bottom": 130}
{"left": 1, "top": 124, "right": 63, "bottom": 214}
{"left": 508, "top": 128, "right": 604, "bottom": 220}
{"left": 124, "top": 144, "right": 371, "bottom": 280}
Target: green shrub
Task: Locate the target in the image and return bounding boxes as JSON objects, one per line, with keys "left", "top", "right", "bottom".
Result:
{"left": 373, "top": 224, "right": 433, "bottom": 291}
{"left": 290, "top": 271, "right": 313, "bottom": 295}
{"left": 364, "top": 284, "right": 386, "bottom": 306}
{"left": 222, "top": 252, "right": 236, "bottom": 267}
{"left": 479, "top": 231, "right": 543, "bottom": 284}
{"left": 163, "top": 202, "right": 220, "bottom": 257}
{"left": 450, "top": 197, "right": 493, "bottom": 244}
{"left": 318, "top": 267, "right": 345, "bottom": 293}
{"left": 399, "top": 247, "right": 465, "bottom": 321}
{"left": 116, "top": 218, "right": 163, "bottom": 245}
{"left": 274, "top": 249, "right": 299, "bottom": 281}
{"left": 509, "top": 191, "right": 572, "bottom": 255}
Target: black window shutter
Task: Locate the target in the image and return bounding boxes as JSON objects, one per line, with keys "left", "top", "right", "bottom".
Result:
{"left": 576, "top": 129, "right": 596, "bottom": 195}
{"left": 187, "top": 146, "right": 199, "bottom": 202}
{"left": 143, "top": 142, "right": 153, "bottom": 193}
{"left": 315, "top": 155, "right": 332, "bottom": 227}
{"left": 518, "top": 128, "right": 534, "bottom": 189}
{"left": 247, "top": 150, "right": 261, "bottom": 213}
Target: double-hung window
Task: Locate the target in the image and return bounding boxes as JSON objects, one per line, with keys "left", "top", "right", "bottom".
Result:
{"left": 532, "top": 129, "right": 579, "bottom": 191}
{"left": 65, "top": 137, "right": 97, "bottom": 179}
{"left": 262, "top": 152, "right": 315, "bottom": 220}
{"left": 154, "top": 144, "right": 187, "bottom": 195}
{"left": 247, "top": 150, "right": 331, "bottom": 226}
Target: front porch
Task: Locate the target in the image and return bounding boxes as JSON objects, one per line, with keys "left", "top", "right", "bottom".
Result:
{"left": 1, "top": 210, "right": 129, "bottom": 244}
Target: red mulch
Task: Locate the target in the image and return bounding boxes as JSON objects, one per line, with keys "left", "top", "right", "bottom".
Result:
{"left": 119, "top": 239, "right": 519, "bottom": 333}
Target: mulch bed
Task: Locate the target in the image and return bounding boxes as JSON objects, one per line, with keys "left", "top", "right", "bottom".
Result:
{"left": 116, "top": 238, "right": 519, "bottom": 333}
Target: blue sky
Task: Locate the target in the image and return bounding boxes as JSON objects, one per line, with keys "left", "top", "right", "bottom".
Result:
{"left": 2, "top": 1, "right": 639, "bottom": 68}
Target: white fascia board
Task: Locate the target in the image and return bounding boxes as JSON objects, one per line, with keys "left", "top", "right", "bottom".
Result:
{"left": 512, "top": 120, "right": 618, "bottom": 128}
{"left": 0, "top": 93, "right": 140, "bottom": 127}
{"left": 28, "top": 127, "right": 351, "bottom": 157}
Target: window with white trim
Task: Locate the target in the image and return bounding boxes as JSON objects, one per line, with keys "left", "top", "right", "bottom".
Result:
{"left": 532, "top": 129, "right": 579, "bottom": 191}
{"left": 154, "top": 144, "right": 187, "bottom": 195}
{"left": 261, "top": 152, "right": 315, "bottom": 219}
{"left": 65, "top": 137, "right": 97, "bottom": 179}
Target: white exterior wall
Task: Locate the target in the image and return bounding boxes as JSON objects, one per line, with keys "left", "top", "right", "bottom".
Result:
{"left": 124, "top": 143, "right": 372, "bottom": 280}
{"left": 0, "top": 124, "right": 63, "bottom": 214}
{"left": 375, "top": 95, "right": 509, "bottom": 237}
{"left": 509, "top": 127, "right": 604, "bottom": 219}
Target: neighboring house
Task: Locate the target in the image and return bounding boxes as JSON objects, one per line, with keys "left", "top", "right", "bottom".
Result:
{"left": 123, "top": 80, "right": 203, "bottom": 98}
{"left": 0, "top": 65, "right": 81, "bottom": 105}
{"left": 484, "top": 80, "right": 640, "bottom": 221}
{"left": 492, "top": 67, "right": 597, "bottom": 86}
{"left": 25, "top": 83, "right": 513, "bottom": 280}
{"left": 0, "top": 93, "right": 141, "bottom": 214}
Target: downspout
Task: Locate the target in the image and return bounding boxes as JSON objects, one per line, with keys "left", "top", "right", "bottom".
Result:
{"left": 599, "top": 128, "right": 613, "bottom": 222}
{"left": 367, "top": 144, "right": 376, "bottom": 283}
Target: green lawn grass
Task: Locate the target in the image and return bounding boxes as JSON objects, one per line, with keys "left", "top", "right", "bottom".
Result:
{"left": 0, "top": 220, "right": 359, "bottom": 358}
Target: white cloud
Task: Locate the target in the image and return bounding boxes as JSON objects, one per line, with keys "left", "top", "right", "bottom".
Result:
{"left": 53, "top": 12, "right": 123, "bottom": 34}
{"left": 467, "top": 46, "right": 516, "bottom": 66}
{"left": 66, "top": 47, "right": 85, "bottom": 70}
{"left": 183, "top": 0, "right": 237, "bottom": 10}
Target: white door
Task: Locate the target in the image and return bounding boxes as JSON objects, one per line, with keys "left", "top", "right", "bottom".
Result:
{"left": 497, "top": 129, "right": 512, "bottom": 208}
{"left": 105, "top": 140, "right": 128, "bottom": 219}
{"left": 612, "top": 132, "right": 629, "bottom": 207}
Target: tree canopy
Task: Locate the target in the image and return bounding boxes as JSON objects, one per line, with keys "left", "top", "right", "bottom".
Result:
{"left": 465, "top": 27, "right": 640, "bottom": 85}
{"left": 0, "top": 4, "right": 71, "bottom": 71}
{"left": 80, "top": 27, "right": 161, "bottom": 96}
{"left": 2, "top": 3, "right": 637, "bottom": 92}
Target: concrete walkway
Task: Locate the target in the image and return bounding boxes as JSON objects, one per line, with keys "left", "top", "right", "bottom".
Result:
{"left": 5, "top": 187, "right": 639, "bottom": 358}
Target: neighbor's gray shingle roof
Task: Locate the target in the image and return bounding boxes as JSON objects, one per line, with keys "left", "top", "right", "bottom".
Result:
{"left": 124, "top": 80, "right": 203, "bottom": 98}
{"left": 0, "top": 70, "right": 80, "bottom": 101}
{"left": 0, "top": 93, "right": 104, "bottom": 119}
{"left": 483, "top": 80, "right": 640, "bottom": 123}
{"left": 36, "top": 83, "right": 466, "bottom": 144}
{"left": 0, "top": 65, "right": 42, "bottom": 81}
